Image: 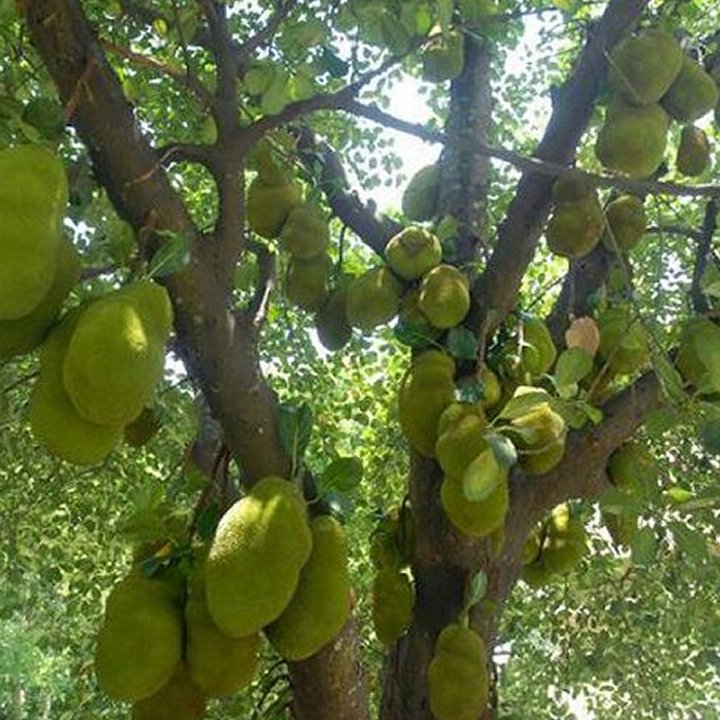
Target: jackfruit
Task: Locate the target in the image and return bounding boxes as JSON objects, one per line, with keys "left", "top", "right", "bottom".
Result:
{"left": 29, "top": 313, "right": 124, "bottom": 466}
{"left": 0, "top": 236, "right": 81, "bottom": 359}
{"left": 676, "top": 125, "right": 710, "bottom": 177}
{"left": 435, "top": 407, "right": 488, "bottom": 479}
{"left": 546, "top": 196, "right": 605, "bottom": 258}
{"left": 551, "top": 170, "right": 594, "bottom": 204}
{"left": 279, "top": 203, "right": 329, "bottom": 259}
{"left": 676, "top": 317, "right": 720, "bottom": 394}
{"left": 345, "top": 266, "right": 403, "bottom": 331}
{"left": 510, "top": 404, "right": 566, "bottom": 475}
{"left": 421, "top": 30, "right": 465, "bottom": 83}
{"left": 440, "top": 472, "right": 509, "bottom": 538}
{"left": 370, "top": 505, "right": 414, "bottom": 570}
{"left": 372, "top": 567, "right": 414, "bottom": 645}
{"left": 596, "top": 100, "right": 669, "bottom": 178}
{"left": 63, "top": 281, "right": 172, "bottom": 426}
{"left": 604, "top": 195, "right": 646, "bottom": 252}
{"left": 402, "top": 164, "right": 441, "bottom": 221}
{"left": 246, "top": 176, "right": 302, "bottom": 239}
{"left": 132, "top": 664, "right": 206, "bottom": 720}
{"left": 266, "top": 515, "right": 351, "bottom": 661}
{"left": 417, "top": 264, "right": 470, "bottom": 329}
{"left": 522, "top": 318, "right": 557, "bottom": 376}
{"left": 607, "top": 29, "right": 683, "bottom": 105}
{"left": 662, "top": 57, "right": 719, "bottom": 122}
{"left": 95, "top": 573, "right": 183, "bottom": 702}
{"left": 398, "top": 350, "right": 456, "bottom": 456}
{"left": 205, "top": 476, "right": 312, "bottom": 637}
{"left": 0, "top": 145, "right": 68, "bottom": 319}
{"left": 285, "top": 253, "right": 330, "bottom": 312}
{"left": 314, "top": 287, "right": 351, "bottom": 351}
{"left": 185, "top": 567, "right": 259, "bottom": 697}
{"left": 427, "top": 623, "right": 489, "bottom": 720}
{"left": 478, "top": 366, "right": 502, "bottom": 408}
{"left": 385, "top": 227, "right": 442, "bottom": 280}
{"left": 597, "top": 306, "right": 648, "bottom": 375}
{"left": 396, "top": 288, "right": 441, "bottom": 344}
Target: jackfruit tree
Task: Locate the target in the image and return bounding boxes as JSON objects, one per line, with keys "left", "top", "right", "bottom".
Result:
{"left": 2, "top": 1, "right": 720, "bottom": 719}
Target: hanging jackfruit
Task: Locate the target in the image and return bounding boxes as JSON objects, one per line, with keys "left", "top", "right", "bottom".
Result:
{"left": 345, "top": 266, "right": 403, "bottom": 331}
{"left": 0, "top": 145, "right": 68, "bottom": 319}
{"left": 546, "top": 195, "right": 605, "bottom": 259}
{"left": 440, "top": 472, "right": 509, "bottom": 538}
{"left": 521, "top": 318, "right": 558, "bottom": 376}
{"left": 597, "top": 306, "right": 648, "bottom": 375}
{"left": 427, "top": 623, "right": 489, "bottom": 720}
{"left": 279, "top": 203, "right": 330, "bottom": 259}
{"left": 421, "top": 30, "right": 465, "bottom": 83}
{"left": 62, "top": 281, "right": 173, "bottom": 427}
{"left": 417, "top": 264, "right": 470, "bottom": 329}
{"left": 435, "top": 404, "right": 488, "bottom": 479}
{"left": 385, "top": 227, "right": 442, "bottom": 280}
{"left": 662, "top": 57, "right": 719, "bottom": 122}
{"left": 396, "top": 287, "right": 442, "bottom": 344}
{"left": 314, "top": 287, "right": 351, "bottom": 351}
{"left": 285, "top": 253, "right": 330, "bottom": 312}
{"left": 132, "top": 664, "right": 206, "bottom": 720}
{"left": 205, "top": 477, "right": 312, "bottom": 638}
{"left": 266, "top": 515, "right": 351, "bottom": 661}
{"left": 246, "top": 175, "right": 302, "bottom": 239}
{"left": 604, "top": 195, "right": 646, "bottom": 252}
{"left": 402, "top": 163, "right": 441, "bottom": 221}
{"left": 677, "top": 316, "right": 720, "bottom": 394}
{"left": 372, "top": 567, "right": 414, "bottom": 645}
{"left": 551, "top": 170, "right": 595, "bottom": 204}
{"left": 676, "top": 125, "right": 710, "bottom": 177}
{"left": 509, "top": 402, "right": 566, "bottom": 475}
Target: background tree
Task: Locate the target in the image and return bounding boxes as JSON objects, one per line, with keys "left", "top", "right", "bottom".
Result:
{"left": 2, "top": 0, "right": 720, "bottom": 718}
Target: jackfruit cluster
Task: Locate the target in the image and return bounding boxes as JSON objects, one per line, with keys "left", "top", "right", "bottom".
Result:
{"left": 29, "top": 280, "right": 173, "bottom": 466}
{"left": 402, "top": 163, "right": 441, "bottom": 222}
{"left": 501, "top": 317, "right": 558, "bottom": 383}
{"left": 676, "top": 126, "right": 710, "bottom": 177}
{"left": 508, "top": 400, "right": 567, "bottom": 475}
{"left": 0, "top": 146, "right": 81, "bottom": 359}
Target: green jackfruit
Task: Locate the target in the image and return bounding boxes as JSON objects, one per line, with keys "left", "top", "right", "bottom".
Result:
{"left": 185, "top": 568, "right": 259, "bottom": 697}
{"left": 398, "top": 350, "right": 456, "bottom": 456}
{"left": 285, "top": 254, "right": 330, "bottom": 311}
{"left": 0, "top": 236, "right": 81, "bottom": 359}
{"left": 417, "top": 264, "right": 470, "bottom": 329}
{"left": 596, "top": 100, "right": 669, "bottom": 178}
{"left": 546, "top": 196, "right": 605, "bottom": 259}
{"left": 551, "top": 170, "right": 594, "bottom": 204}
{"left": 435, "top": 407, "right": 488, "bottom": 479}
{"left": 266, "top": 515, "right": 351, "bottom": 661}
{"left": 608, "top": 29, "right": 683, "bottom": 105}
{"left": 510, "top": 403, "right": 566, "bottom": 476}
{"left": 63, "top": 281, "right": 172, "bottom": 427}
{"left": 402, "top": 164, "right": 441, "bottom": 221}
{"left": 0, "top": 145, "right": 68, "bottom": 319}
{"left": 396, "top": 288, "right": 441, "bottom": 344}
{"left": 95, "top": 574, "right": 183, "bottom": 702}
{"left": 440, "top": 472, "right": 509, "bottom": 538}
{"left": 676, "top": 125, "right": 710, "bottom": 177}
{"left": 427, "top": 623, "right": 489, "bottom": 720}
{"left": 522, "top": 318, "right": 557, "bottom": 376}
{"left": 372, "top": 567, "right": 414, "bottom": 645}
{"left": 478, "top": 366, "right": 502, "bottom": 408}
{"left": 246, "top": 176, "right": 302, "bottom": 239}
{"left": 345, "top": 267, "right": 403, "bottom": 331}
{"left": 279, "top": 203, "right": 329, "bottom": 259}
{"left": 205, "top": 477, "right": 312, "bottom": 637}
{"left": 422, "top": 30, "right": 465, "bottom": 83}
{"left": 662, "top": 57, "right": 719, "bottom": 122}
{"left": 676, "top": 317, "right": 720, "bottom": 394}
{"left": 132, "top": 665, "right": 206, "bottom": 720}
{"left": 315, "top": 287, "right": 351, "bottom": 351}
{"left": 30, "top": 313, "right": 124, "bottom": 466}
{"left": 598, "top": 306, "right": 648, "bottom": 375}
{"left": 385, "top": 227, "right": 442, "bottom": 280}
{"left": 604, "top": 195, "right": 647, "bottom": 252}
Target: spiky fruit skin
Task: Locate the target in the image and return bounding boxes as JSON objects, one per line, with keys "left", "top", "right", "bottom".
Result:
{"left": 662, "top": 58, "right": 719, "bottom": 122}
{"left": 0, "top": 145, "right": 68, "bottom": 319}
{"left": 63, "top": 281, "right": 172, "bottom": 427}
{"left": 435, "top": 409, "right": 487, "bottom": 479}
{"left": 30, "top": 313, "right": 124, "bottom": 466}
{"left": 676, "top": 125, "right": 710, "bottom": 177}
{"left": 546, "top": 196, "right": 605, "bottom": 259}
{"left": 522, "top": 318, "right": 557, "bottom": 376}
{"left": 185, "top": 576, "right": 259, "bottom": 697}
{"left": 246, "top": 176, "right": 302, "bottom": 239}
{"left": 417, "top": 264, "right": 470, "bottom": 329}
{"left": 95, "top": 574, "right": 183, "bottom": 702}
{"left": 398, "top": 350, "right": 456, "bottom": 456}
{"left": 402, "top": 164, "right": 441, "bottom": 221}
{"left": 285, "top": 254, "right": 330, "bottom": 312}
{"left": 596, "top": 101, "right": 669, "bottom": 178}
{"left": 511, "top": 404, "right": 566, "bottom": 476}
{"left": 421, "top": 30, "right": 465, "bottom": 83}
{"left": 427, "top": 624, "right": 489, "bottom": 720}
{"left": 266, "top": 516, "right": 351, "bottom": 661}
{"left": 205, "top": 477, "right": 312, "bottom": 638}
{"left": 440, "top": 473, "right": 509, "bottom": 538}
{"left": 372, "top": 568, "right": 414, "bottom": 645}
{"left": 676, "top": 317, "right": 720, "bottom": 394}
{"left": 598, "top": 306, "right": 648, "bottom": 375}
{"left": 315, "top": 288, "right": 351, "bottom": 351}
{"left": 345, "top": 267, "right": 403, "bottom": 331}
{"left": 132, "top": 665, "right": 206, "bottom": 720}
{"left": 279, "top": 203, "right": 330, "bottom": 259}
{"left": 0, "top": 236, "right": 81, "bottom": 359}
{"left": 385, "top": 227, "right": 442, "bottom": 280}
{"left": 551, "top": 170, "right": 594, "bottom": 203}
{"left": 604, "top": 195, "right": 647, "bottom": 252}
{"left": 608, "top": 29, "right": 683, "bottom": 105}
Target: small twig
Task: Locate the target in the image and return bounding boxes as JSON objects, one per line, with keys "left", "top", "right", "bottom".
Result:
{"left": 237, "top": 0, "right": 296, "bottom": 60}
{"left": 646, "top": 224, "right": 704, "bottom": 241}
{"left": 1, "top": 371, "right": 39, "bottom": 394}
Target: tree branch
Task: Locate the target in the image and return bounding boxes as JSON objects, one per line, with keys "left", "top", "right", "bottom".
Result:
{"left": 237, "top": 0, "right": 297, "bottom": 59}
{"left": 690, "top": 199, "right": 719, "bottom": 314}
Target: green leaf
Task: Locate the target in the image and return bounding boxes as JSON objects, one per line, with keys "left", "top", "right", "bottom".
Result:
{"left": 394, "top": 323, "right": 436, "bottom": 349}
{"left": 647, "top": 340, "right": 686, "bottom": 406}
{"left": 554, "top": 347, "right": 593, "bottom": 387}
{"left": 672, "top": 523, "right": 707, "bottom": 561}
{"left": 278, "top": 401, "right": 314, "bottom": 464}
{"left": 319, "top": 457, "right": 363, "bottom": 493}
{"left": 700, "top": 416, "right": 720, "bottom": 455}
{"left": 147, "top": 230, "right": 191, "bottom": 278}
{"left": 663, "top": 486, "right": 694, "bottom": 505}
{"left": 485, "top": 431, "right": 517, "bottom": 469}
{"left": 497, "top": 388, "right": 551, "bottom": 420}
{"left": 466, "top": 570, "right": 488, "bottom": 608}
{"left": 630, "top": 527, "right": 656, "bottom": 566}
{"left": 195, "top": 503, "right": 221, "bottom": 542}
{"left": 446, "top": 326, "right": 479, "bottom": 361}
{"left": 319, "top": 47, "right": 349, "bottom": 78}
{"left": 462, "top": 448, "right": 501, "bottom": 502}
